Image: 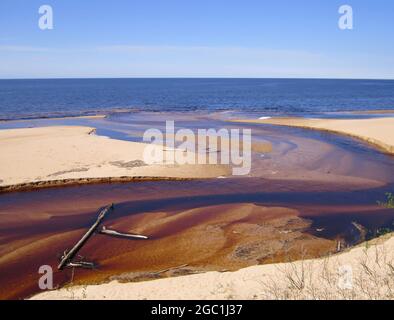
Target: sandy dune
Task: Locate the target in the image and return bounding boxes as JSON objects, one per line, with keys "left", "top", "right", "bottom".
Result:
{"left": 31, "top": 233, "right": 394, "bottom": 300}
{"left": 233, "top": 117, "right": 394, "bottom": 154}
{"left": 0, "top": 126, "right": 230, "bottom": 191}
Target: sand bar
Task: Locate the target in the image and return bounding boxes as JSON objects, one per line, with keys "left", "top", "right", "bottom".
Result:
{"left": 232, "top": 117, "right": 394, "bottom": 154}
{"left": 0, "top": 126, "right": 230, "bottom": 191}
{"left": 1, "top": 201, "right": 334, "bottom": 299}
{"left": 31, "top": 233, "right": 394, "bottom": 300}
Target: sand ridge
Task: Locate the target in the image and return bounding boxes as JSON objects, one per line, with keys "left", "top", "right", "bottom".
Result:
{"left": 0, "top": 202, "right": 334, "bottom": 299}
{"left": 31, "top": 233, "right": 394, "bottom": 300}
{"left": 232, "top": 117, "right": 394, "bottom": 154}
{"left": 0, "top": 126, "right": 230, "bottom": 192}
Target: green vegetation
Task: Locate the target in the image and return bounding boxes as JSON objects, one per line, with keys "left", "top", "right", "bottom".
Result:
{"left": 376, "top": 227, "right": 392, "bottom": 237}
{"left": 378, "top": 192, "right": 394, "bottom": 209}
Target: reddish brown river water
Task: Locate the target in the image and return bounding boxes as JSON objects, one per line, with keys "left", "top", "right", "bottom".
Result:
{"left": 1, "top": 112, "right": 393, "bottom": 299}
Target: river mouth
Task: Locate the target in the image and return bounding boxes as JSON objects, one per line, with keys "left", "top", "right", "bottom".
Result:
{"left": 0, "top": 112, "right": 394, "bottom": 299}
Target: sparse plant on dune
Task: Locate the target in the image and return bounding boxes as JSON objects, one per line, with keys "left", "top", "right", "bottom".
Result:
{"left": 255, "top": 237, "right": 394, "bottom": 300}
{"left": 378, "top": 192, "right": 394, "bottom": 209}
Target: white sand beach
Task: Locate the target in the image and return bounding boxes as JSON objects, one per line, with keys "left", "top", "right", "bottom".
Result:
{"left": 233, "top": 117, "right": 394, "bottom": 154}
{"left": 0, "top": 126, "right": 230, "bottom": 191}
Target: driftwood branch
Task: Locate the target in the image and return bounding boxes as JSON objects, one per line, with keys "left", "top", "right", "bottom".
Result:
{"left": 99, "top": 226, "right": 149, "bottom": 240}
{"left": 65, "top": 261, "right": 96, "bottom": 269}
{"left": 58, "top": 203, "right": 150, "bottom": 271}
{"left": 57, "top": 204, "right": 114, "bottom": 270}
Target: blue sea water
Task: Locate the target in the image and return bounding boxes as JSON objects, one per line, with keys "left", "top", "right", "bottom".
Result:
{"left": 0, "top": 78, "right": 394, "bottom": 120}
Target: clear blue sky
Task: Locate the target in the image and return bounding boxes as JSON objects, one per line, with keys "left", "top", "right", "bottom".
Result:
{"left": 0, "top": 0, "right": 393, "bottom": 79}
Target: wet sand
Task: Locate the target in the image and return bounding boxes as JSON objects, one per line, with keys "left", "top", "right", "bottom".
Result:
{"left": 1, "top": 113, "right": 394, "bottom": 299}
{"left": 0, "top": 187, "right": 337, "bottom": 299}
{"left": 32, "top": 232, "right": 394, "bottom": 300}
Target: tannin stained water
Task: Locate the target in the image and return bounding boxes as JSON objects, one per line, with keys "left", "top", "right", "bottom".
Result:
{"left": 0, "top": 112, "right": 394, "bottom": 299}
